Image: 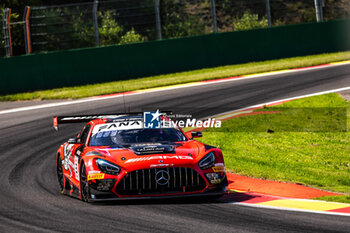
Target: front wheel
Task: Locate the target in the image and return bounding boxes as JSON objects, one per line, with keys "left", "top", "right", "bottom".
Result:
{"left": 56, "top": 156, "right": 64, "bottom": 194}
{"left": 80, "top": 162, "right": 90, "bottom": 202}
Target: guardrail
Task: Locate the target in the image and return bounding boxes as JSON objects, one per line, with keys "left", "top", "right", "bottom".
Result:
{"left": 0, "top": 18, "right": 349, "bottom": 95}
{"left": 3, "top": 0, "right": 350, "bottom": 57}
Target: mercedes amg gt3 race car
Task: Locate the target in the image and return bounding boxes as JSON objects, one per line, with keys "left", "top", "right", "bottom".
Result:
{"left": 53, "top": 112, "right": 228, "bottom": 202}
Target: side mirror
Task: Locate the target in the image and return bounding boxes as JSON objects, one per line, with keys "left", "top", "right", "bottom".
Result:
{"left": 68, "top": 138, "right": 78, "bottom": 144}
{"left": 191, "top": 131, "right": 202, "bottom": 139}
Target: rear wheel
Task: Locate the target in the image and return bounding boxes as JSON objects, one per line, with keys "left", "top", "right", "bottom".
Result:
{"left": 80, "top": 162, "right": 90, "bottom": 202}
{"left": 56, "top": 156, "right": 64, "bottom": 194}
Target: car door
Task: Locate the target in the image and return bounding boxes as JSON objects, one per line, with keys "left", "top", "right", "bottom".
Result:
{"left": 63, "top": 124, "right": 91, "bottom": 186}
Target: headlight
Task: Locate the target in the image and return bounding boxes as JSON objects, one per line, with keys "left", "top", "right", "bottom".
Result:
{"left": 96, "top": 159, "right": 120, "bottom": 175}
{"left": 198, "top": 152, "right": 215, "bottom": 170}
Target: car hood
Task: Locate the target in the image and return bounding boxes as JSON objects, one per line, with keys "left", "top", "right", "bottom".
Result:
{"left": 92, "top": 141, "right": 206, "bottom": 170}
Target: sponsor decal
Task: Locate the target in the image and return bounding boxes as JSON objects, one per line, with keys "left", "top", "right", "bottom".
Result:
{"left": 74, "top": 156, "right": 80, "bottom": 181}
{"left": 212, "top": 166, "right": 225, "bottom": 172}
{"left": 91, "top": 120, "right": 142, "bottom": 135}
{"left": 143, "top": 109, "right": 161, "bottom": 129}
{"left": 137, "top": 145, "right": 164, "bottom": 153}
{"left": 131, "top": 144, "right": 175, "bottom": 155}
{"left": 125, "top": 155, "right": 193, "bottom": 163}
{"left": 87, "top": 173, "right": 105, "bottom": 181}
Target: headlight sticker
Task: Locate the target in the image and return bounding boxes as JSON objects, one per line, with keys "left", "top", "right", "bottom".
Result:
{"left": 212, "top": 166, "right": 225, "bottom": 172}
{"left": 87, "top": 173, "right": 105, "bottom": 181}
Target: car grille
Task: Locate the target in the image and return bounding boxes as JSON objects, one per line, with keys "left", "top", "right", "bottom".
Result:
{"left": 115, "top": 167, "right": 206, "bottom": 195}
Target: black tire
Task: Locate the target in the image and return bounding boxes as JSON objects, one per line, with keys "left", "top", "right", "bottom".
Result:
{"left": 80, "top": 162, "right": 90, "bottom": 202}
{"left": 56, "top": 156, "right": 64, "bottom": 194}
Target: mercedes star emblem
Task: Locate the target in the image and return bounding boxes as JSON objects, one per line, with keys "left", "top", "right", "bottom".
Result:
{"left": 155, "top": 170, "right": 170, "bottom": 186}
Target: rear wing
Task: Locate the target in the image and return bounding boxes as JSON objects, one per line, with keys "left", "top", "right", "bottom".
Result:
{"left": 53, "top": 111, "right": 172, "bottom": 131}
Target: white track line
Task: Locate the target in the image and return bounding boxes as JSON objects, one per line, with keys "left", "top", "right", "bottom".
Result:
{"left": 230, "top": 202, "right": 350, "bottom": 217}
{"left": 0, "top": 61, "right": 349, "bottom": 116}
{"left": 209, "top": 86, "right": 350, "bottom": 119}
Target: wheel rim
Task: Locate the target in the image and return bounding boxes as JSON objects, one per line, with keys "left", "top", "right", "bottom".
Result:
{"left": 80, "top": 163, "right": 89, "bottom": 202}
{"left": 57, "top": 157, "right": 64, "bottom": 192}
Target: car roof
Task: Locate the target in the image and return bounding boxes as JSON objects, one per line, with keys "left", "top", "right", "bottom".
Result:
{"left": 90, "top": 115, "right": 172, "bottom": 126}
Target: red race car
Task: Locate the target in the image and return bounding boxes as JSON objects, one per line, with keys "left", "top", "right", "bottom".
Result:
{"left": 54, "top": 112, "right": 228, "bottom": 202}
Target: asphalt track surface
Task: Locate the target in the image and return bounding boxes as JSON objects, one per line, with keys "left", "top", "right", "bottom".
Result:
{"left": 0, "top": 64, "right": 350, "bottom": 232}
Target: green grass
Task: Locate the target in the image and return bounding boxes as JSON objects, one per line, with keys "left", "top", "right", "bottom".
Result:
{"left": 198, "top": 93, "right": 350, "bottom": 196}
{"left": 1, "top": 51, "right": 350, "bottom": 101}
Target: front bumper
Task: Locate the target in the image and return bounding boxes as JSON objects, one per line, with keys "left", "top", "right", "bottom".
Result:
{"left": 89, "top": 188, "right": 227, "bottom": 202}
{"left": 88, "top": 175, "right": 228, "bottom": 202}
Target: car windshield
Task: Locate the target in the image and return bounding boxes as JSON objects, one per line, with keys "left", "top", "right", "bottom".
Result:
{"left": 89, "top": 128, "right": 187, "bottom": 146}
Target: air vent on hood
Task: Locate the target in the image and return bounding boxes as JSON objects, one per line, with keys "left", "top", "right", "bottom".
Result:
{"left": 130, "top": 144, "right": 175, "bottom": 155}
